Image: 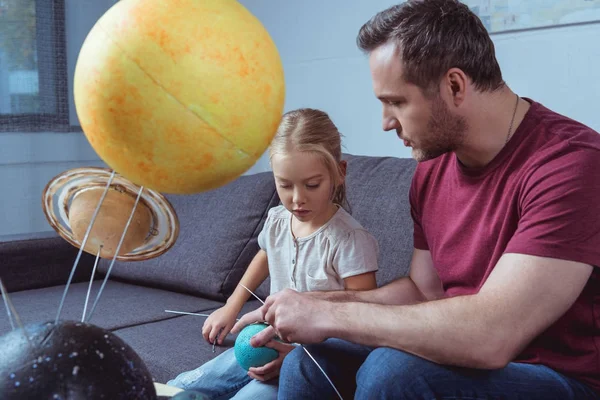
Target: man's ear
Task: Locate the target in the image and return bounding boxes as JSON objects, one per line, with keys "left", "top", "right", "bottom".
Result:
{"left": 442, "top": 68, "right": 467, "bottom": 107}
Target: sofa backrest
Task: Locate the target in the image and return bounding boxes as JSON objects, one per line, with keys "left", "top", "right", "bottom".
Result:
{"left": 0, "top": 236, "right": 96, "bottom": 293}
{"left": 342, "top": 155, "right": 416, "bottom": 286}
{"left": 98, "top": 171, "right": 280, "bottom": 301}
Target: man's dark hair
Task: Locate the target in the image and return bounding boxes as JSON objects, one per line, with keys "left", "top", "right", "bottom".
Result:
{"left": 357, "top": 0, "right": 504, "bottom": 93}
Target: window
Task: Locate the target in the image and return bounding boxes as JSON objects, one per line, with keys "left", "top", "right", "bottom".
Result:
{"left": 0, "top": 0, "right": 69, "bottom": 132}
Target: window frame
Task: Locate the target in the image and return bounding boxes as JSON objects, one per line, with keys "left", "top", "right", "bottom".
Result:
{"left": 0, "top": 0, "right": 70, "bottom": 132}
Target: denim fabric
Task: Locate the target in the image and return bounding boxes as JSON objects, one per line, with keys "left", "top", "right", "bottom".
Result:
{"left": 167, "top": 347, "right": 278, "bottom": 400}
{"left": 278, "top": 339, "right": 600, "bottom": 400}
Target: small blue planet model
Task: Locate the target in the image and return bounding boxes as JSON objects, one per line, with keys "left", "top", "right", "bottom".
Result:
{"left": 234, "top": 323, "right": 278, "bottom": 371}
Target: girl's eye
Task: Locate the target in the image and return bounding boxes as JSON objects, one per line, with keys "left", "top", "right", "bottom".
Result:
{"left": 279, "top": 185, "right": 291, "bottom": 189}
{"left": 306, "top": 184, "right": 320, "bottom": 189}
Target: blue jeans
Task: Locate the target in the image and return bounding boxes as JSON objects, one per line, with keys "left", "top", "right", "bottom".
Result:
{"left": 279, "top": 339, "right": 600, "bottom": 400}
{"left": 167, "top": 347, "right": 278, "bottom": 400}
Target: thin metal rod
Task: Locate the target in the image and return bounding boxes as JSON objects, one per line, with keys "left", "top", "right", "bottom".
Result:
{"left": 0, "top": 279, "right": 25, "bottom": 331}
{"left": 0, "top": 278, "right": 32, "bottom": 349}
{"left": 55, "top": 170, "right": 116, "bottom": 324}
{"left": 237, "top": 283, "right": 344, "bottom": 400}
{"left": 166, "top": 310, "right": 211, "bottom": 318}
{"left": 82, "top": 246, "right": 102, "bottom": 322}
{"left": 302, "top": 346, "right": 343, "bottom": 400}
{"left": 164, "top": 309, "right": 241, "bottom": 321}
{"left": 240, "top": 283, "right": 265, "bottom": 304}
{"left": 1, "top": 278, "right": 15, "bottom": 330}
{"left": 85, "top": 186, "right": 143, "bottom": 323}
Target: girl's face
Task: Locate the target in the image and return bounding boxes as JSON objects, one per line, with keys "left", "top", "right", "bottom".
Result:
{"left": 271, "top": 150, "right": 339, "bottom": 226}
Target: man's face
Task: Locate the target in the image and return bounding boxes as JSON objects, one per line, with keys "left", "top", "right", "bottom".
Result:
{"left": 369, "top": 42, "right": 467, "bottom": 161}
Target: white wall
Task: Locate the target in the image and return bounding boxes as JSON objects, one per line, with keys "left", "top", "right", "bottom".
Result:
{"left": 0, "top": 0, "right": 114, "bottom": 241}
{"left": 239, "top": 0, "right": 600, "bottom": 161}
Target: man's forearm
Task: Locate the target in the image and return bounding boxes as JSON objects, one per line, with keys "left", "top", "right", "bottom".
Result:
{"left": 313, "top": 277, "right": 427, "bottom": 305}
{"left": 324, "top": 294, "right": 509, "bottom": 369}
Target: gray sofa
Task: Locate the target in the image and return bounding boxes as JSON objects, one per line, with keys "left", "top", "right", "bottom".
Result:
{"left": 0, "top": 154, "right": 416, "bottom": 386}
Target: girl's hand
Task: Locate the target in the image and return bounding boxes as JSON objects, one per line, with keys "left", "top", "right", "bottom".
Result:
{"left": 201, "top": 305, "right": 238, "bottom": 345}
{"left": 247, "top": 341, "right": 297, "bottom": 381}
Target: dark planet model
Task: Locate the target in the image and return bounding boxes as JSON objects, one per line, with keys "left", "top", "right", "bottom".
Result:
{"left": 0, "top": 320, "right": 157, "bottom": 399}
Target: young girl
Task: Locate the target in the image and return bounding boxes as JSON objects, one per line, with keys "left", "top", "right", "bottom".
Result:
{"left": 167, "top": 108, "right": 379, "bottom": 399}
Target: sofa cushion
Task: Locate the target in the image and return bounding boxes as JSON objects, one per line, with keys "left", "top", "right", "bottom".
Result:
{"left": 0, "top": 281, "right": 223, "bottom": 336}
{"left": 113, "top": 300, "right": 262, "bottom": 384}
{"left": 98, "top": 172, "right": 280, "bottom": 301}
{"left": 343, "top": 155, "right": 416, "bottom": 285}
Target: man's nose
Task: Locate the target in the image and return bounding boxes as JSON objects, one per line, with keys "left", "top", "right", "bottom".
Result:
{"left": 383, "top": 111, "right": 401, "bottom": 132}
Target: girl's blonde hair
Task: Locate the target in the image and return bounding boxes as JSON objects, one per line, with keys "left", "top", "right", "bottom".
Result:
{"left": 270, "top": 108, "right": 348, "bottom": 210}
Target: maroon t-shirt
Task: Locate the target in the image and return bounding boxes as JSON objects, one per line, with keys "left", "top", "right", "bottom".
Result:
{"left": 410, "top": 99, "right": 600, "bottom": 392}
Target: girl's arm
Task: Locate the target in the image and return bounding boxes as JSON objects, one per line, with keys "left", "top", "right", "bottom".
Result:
{"left": 227, "top": 249, "right": 270, "bottom": 309}
{"left": 203, "top": 249, "right": 269, "bottom": 344}
{"left": 344, "top": 271, "right": 377, "bottom": 291}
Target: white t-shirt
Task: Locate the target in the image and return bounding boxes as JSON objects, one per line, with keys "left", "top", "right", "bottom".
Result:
{"left": 258, "top": 205, "right": 379, "bottom": 295}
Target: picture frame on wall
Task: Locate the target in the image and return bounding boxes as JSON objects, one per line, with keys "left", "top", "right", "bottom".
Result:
{"left": 463, "top": 0, "right": 600, "bottom": 34}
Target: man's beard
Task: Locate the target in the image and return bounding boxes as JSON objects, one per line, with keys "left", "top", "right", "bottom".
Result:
{"left": 412, "top": 95, "right": 468, "bottom": 162}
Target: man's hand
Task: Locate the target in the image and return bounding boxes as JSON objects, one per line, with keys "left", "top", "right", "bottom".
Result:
{"left": 247, "top": 341, "right": 298, "bottom": 381}
{"left": 256, "top": 288, "right": 332, "bottom": 345}
{"left": 231, "top": 288, "right": 334, "bottom": 349}
{"left": 231, "top": 289, "right": 333, "bottom": 345}
{"left": 231, "top": 307, "right": 264, "bottom": 334}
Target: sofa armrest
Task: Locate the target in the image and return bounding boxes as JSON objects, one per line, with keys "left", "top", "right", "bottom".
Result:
{"left": 0, "top": 236, "right": 96, "bottom": 293}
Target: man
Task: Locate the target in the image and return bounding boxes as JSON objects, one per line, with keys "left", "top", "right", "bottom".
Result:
{"left": 231, "top": 1, "right": 600, "bottom": 398}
